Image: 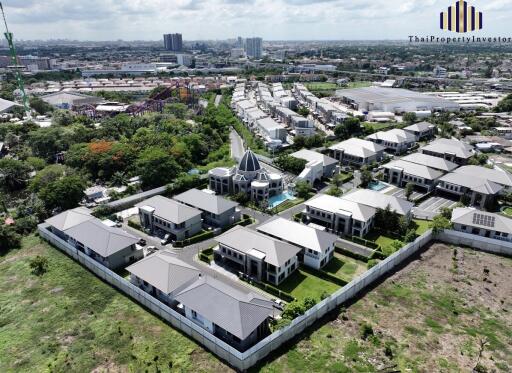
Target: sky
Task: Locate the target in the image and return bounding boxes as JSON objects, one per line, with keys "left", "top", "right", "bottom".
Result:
{"left": 2, "top": 0, "right": 511, "bottom": 41}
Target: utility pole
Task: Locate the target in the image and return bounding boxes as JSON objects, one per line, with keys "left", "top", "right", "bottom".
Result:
{"left": 0, "top": 2, "right": 30, "bottom": 118}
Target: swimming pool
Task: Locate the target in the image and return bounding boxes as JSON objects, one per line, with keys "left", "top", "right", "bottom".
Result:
{"left": 368, "top": 181, "right": 387, "bottom": 191}
{"left": 268, "top": 192, "right": 296, "bottom": 208}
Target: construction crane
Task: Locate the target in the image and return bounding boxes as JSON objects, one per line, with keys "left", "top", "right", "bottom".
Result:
{"left": 0, "top": 2, "right": 30, "bottom": 117}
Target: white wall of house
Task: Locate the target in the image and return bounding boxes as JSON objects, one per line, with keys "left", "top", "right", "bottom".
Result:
{"left": 184, "top": 305, "right": 215, "bottom": 334}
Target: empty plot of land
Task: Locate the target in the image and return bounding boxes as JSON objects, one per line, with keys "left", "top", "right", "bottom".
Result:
{"left": 258, "top": 244, "right": 512, "bottom": 372}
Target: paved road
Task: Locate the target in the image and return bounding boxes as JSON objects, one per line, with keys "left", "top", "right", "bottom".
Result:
{"left": 230, "top": 129, "right": 245, "bottom": 161}
{"left": 214, "top": 94, "right": 222, "bottom": 107}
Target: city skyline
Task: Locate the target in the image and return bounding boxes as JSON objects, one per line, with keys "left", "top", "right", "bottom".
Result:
{"left": 2, "top": 0, "right": 511, "bottom": 41}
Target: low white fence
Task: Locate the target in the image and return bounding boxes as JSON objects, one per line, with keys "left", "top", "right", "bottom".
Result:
{"left": 38, "top": 223, "right": 511, "bottom": 371}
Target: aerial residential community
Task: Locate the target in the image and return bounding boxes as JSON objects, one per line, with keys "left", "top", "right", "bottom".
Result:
{"left": 1, "top": 1, "right": 512, "bottom": 372}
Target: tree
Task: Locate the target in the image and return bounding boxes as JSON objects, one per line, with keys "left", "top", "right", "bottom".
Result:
{"left": 274, "top": 154, "right": 307, "bottom": 174}
{"left": 27, "top": 127, "right": 65, "bottom": 161}
{"left": 430, "top": 214, "right": 452, "bottom": 234}
{"left": 468, "top": 153, "right": 488, "bottom": 166}
{"left": 335, "top": 117, "right": 361, "bottom": 140}
{"left": 29, "top": 255, "right": 49, "bottom": 276}
{"left": 25, "top": 157, "right": 46, "bottom": 171}
{"left": 232, "top": 192, "right": 250, "bottom": 205}
{"left": 297, "top": 106, "right": 309, "bottom": 116}
{"left": 439, "top": 206, "right": 453, "bottom": 219}
{"left": 494, "top": 94, "right": 512, "bottom": 113}
{"left": 29, "top": 97, "right": 53, "bottom": 115}
{"left": 359, "top": 167, "right": 373, "bottom": 188}
{"left": 0, "top": 225, "right": 22, "bottom": 254}
{"left": 51, "top": 110, "right": 74, "bottom": 126}
{"left": 402, "top": 112, "right": 417, "bottom": 125}
{"left": 294, "top": 180, "right": 313, "bottom": 199}
{"left": 39, "top": 175, "right": 85, "bottom": 211}
{"left": 404, "top": 182, "right": 415, "bottom": 201}
{"left": 0, "top": 158, "right": 30, "bottom": 191}
{"left": 163, "top": 103, "right": 188, "bottom": 119}
{"left": 326, "top": 186, "right": 342, "bottom": 197}
{"left": 136, "top": 147, "right": 180, "bottom": 188}
{"left": 29, "top": 164, "right": 68, "bottom": 193}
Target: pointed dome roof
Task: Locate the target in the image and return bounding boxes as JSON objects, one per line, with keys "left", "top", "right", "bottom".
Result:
{"left": 238, "top": 149, "right": 262, "bottom": 172}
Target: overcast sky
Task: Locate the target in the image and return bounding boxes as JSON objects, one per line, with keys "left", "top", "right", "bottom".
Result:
{"left": 2, "top": 0, "right": 510, "bottom": 41}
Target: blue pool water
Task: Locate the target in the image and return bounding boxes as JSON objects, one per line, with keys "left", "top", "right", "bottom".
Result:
{"left": 268, "top": 192, "right": 296, "bottom": 208}
{"left": 368, "top": 181, "right": 387, "bottom": 191}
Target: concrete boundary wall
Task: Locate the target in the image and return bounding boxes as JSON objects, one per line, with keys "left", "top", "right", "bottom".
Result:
{"left": 38, "top": 224, "right": 511, "bottom": 371}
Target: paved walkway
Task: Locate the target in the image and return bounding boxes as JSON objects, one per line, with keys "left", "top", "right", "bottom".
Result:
{"left": 230, "top": 129, "right": 245, "bottom": 161}
{"left": 336, "top": 238, "right": 374, "bottom": 258}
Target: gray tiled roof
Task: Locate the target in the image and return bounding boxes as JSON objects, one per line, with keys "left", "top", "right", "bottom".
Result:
{"left": 216, "top": 225, "right": 301, "bottom": 267}
{"left": 343, "top": 189, "right": 414, "bottom": 216}
{"left": 452, "top": 207, "right": 512, "bottom": 234}
{"left": 126, "top": 250, "right": 201, "bottom": 294}
{"left": 257, "top": 217, "right": 338, "bottom": 254}
{"left": 384, "top": 159, "right": 444, "bottom": 180}
{"left": 420, "top": 138, "right": 474, "bottom": 159}
{"left": 45, "top": 207, "right": 94, "bottom": 231}
{"left": 173, "top": 188, "right": 238, "bottom": 215}
{"left": 367, "top": 129, "right": 416, "bottom": 144}
{"left": 439, "top": 173, "right": 503, "bottom": 195}
{"left": 329, "top": 138, "right": 386, "bottom": 158}
{"left": 136, "top": 195, "right": 201, "bottom": 224}
{"left": 291, "top": 149, "right": 338, "bottom": 167}
{"left": 401, "top": 153, "right": 458, "bottom": 172}
{"left": 175, "top": 276, "right": 274, "bottom": 340}
{"left": 305, "top": 194, "right": 376, "bottom": 222}
{"left": 403, "top": 121, "right": 435, "bottom": 132}
{"left": 64, "top": 219, "right": 138, "bottom": 258}
{"left": 454, "top": 166, "right": 512, "bottom": 188}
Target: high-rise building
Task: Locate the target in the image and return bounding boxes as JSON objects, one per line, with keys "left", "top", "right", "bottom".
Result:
{"left": 245, "top": 37, "right": 263, "bottom": 59}
{"left": 163, "top": 33, "right": 183, "bottom": 52}
{"left": 237, "top": 36, "right": 244, "bottom": 48}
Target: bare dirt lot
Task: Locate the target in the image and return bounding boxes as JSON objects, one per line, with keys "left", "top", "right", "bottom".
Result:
{"left": 259, "top": 243, "right": 512, "bottom": 372}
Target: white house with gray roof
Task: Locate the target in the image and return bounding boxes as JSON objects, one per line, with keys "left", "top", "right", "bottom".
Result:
{"left": 453, "top": 166, "right": 512, "bottom": 193}
{"left": 136, "top": 195, "right": 202, "bottom": 241}
{"left": 291, "top": 149, "right": 338, "bottom": 183}
{"left": 451, "top": 208, "right": 512, "bottom": 242}
{"left": 215, "top": 225, "right": 301, "bottom": 285}
{"left": 420, "top": 138, "right": 474, "bottom": 165}
{"left": 366, "top": 128, "right": 416, "bottom": 154}
{"left": 383, "top": 159, "right": 444, "bottom": 192}
{"left": 127, "top": 250, "right": 201, "bottom": 305}
{"left": 403, "top": 121, "right": 435, "bottom": 141}
{"left": 45, "top": 208, "right": 142, "bottom": 270}
{"left": 174, "top": 275, "right": 275, "bottom": 351}
{"left": 173, "top": 188, "right": 240, "bottom": 228}
{"left": 437, "top": 172, "right": 502, "bottom": 209}
{"left": 401, "top": 153, "right": 458, "bottom": 173}
{"left": 329, "top": 138, "right": 386, "bottom": 167}
{"left": 256, "top": 217, "right": 338, "bottom": 269}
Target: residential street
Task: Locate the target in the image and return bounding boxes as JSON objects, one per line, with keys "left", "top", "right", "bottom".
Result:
{"left": 230, "top": 129, "right": 245, "bottom": 161}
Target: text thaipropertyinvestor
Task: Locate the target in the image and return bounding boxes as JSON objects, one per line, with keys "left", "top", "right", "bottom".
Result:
{"left": 409, "top": 35, "right": 512, "bottom": 44}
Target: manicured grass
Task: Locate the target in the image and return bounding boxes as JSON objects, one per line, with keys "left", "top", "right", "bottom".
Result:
{"left": 273, "top": 198, "right": 304, "bottom": 213}
{"left": 322, "top": 253, "right": 367, "bottom": 283}
{"left": 363, "top": 121, "right": 396, "bottom": 131}
{"left": 276, "top": 269, "right": 340, "bottom": 303}
{"left": 305, "top": 82, "right": 338, "bottom": 91}
{"left": 503, "top": 207, "right": 512, "bottom": 217}
{"left": 346, "top": 81, "right": 373, "bottom": 89}
{"left": 413, "top": 219, "right": 430, "bottom": 235}
{"left": 0, "top": 235, "right": 227, "bottom": 372}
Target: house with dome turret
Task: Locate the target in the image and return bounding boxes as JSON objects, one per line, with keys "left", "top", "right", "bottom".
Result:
{"left": 208, "top": 149, "right": 284, "bottom": 203}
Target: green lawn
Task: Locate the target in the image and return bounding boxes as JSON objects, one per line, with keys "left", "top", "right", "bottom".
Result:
{"left": 322, "top": 253, "right": 367, "bottom": 283}
{"left": 273, "top": 198, "right": 304, "bottom": 213}
{"left": 503, "top": 207, "right": 512, "bottom": 217}
{"left": 0, "top": 235, "right": 228, "bottom": 372}
{"left": 364, "top": 220, "right": 431, "bottom": 255}
{"left": 305, "top": 82, "right": 338, "bottom": 91}
{"left": 345, "top": 81, "right": 373, "bottom": 89}
{"left": 413, "top": 219, "right": 430, "bottom": 235}
{"left": 363, "top": 121, "right": 396, "bottom": 131}
{"left": 277, "top": 269, "right": 340, "bottom": 302}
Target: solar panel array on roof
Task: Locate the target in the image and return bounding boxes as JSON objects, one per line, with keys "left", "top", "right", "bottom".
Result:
{"left": 472, "top": 213, "right": 496, "bottom": 228}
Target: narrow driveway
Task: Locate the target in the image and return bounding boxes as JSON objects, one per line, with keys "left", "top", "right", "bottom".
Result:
{"left": 230, "top": 129, "right": 245, "bottom": 161}
{"left": 336, "top": 238, "right": 374, "bottom": 259}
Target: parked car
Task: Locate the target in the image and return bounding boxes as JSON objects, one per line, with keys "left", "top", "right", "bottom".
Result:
{"left": 161, "top": 233, "right": 171, "bottom": 245}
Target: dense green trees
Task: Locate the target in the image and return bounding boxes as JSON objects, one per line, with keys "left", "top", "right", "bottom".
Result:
{"left": 334, "top": 117, "right": 361, "bottom": 140}
{"left": 495, "top": 94, "right": 512, "bottom": 113}
{"left": 38, "top": 175, "right": 85, "bottom": 211}
{"left": 295, "top": 180, "right": 313, "bottom": 199}
{"left": 274, "top": 154, "right": 308, "bottom": 174}
{"left": 29, "top": 97, "right": 53, "bottom": 115}
{"left": 136, "top": 147, "right": 180, "bottom": 188}
{"left": 0, "top": 158, "right": 31, "bottom": 191}
{"left": 0, "top": 225, "right": 22, "bottom": 253}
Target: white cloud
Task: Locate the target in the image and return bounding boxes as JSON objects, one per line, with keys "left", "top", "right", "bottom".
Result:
{"left": 1, "top": 0, "right": 510, "bottom": 40}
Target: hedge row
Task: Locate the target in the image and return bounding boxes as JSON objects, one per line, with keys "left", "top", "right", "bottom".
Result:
{"left": 174, "top": 230, "right": 215, "bottom": 248}
{"left": 199, "top": 253, "right": 211, "bottom": 263}
{"left": 350, "top": 235, "right": 380, "bottom": 250}
{"left": 127, "top": 220, "right": 142, "bottom": 231}
{"left": 335, "top": 244, "right": 371, "bottom": 263}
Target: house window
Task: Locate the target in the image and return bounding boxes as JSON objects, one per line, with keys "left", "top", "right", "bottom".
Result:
{"left": 191, "top": 310, "right": 197, "bottom": 319}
